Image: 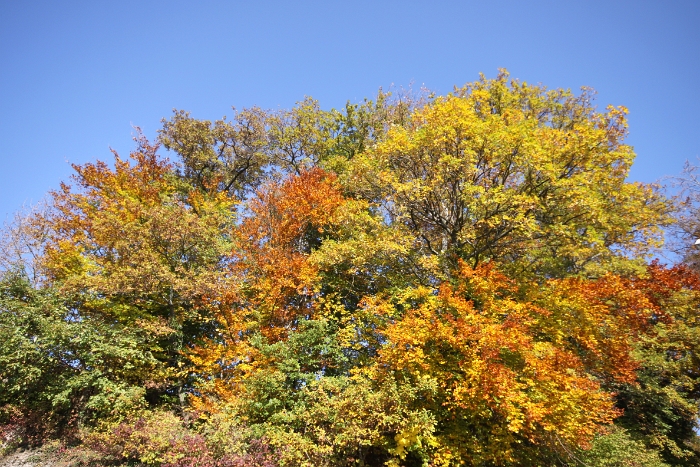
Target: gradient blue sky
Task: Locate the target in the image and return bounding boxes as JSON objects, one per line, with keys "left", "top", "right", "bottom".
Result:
{"left": 1, "top": 1, "right": 699, "bottom": 220}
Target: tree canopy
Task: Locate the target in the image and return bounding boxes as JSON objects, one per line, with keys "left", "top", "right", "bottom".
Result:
{"left": 1, "top": 71, "right": 698, "bottom": 467}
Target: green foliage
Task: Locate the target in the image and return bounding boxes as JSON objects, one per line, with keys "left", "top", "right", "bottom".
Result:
{"left": 608, "top": 264, "right": 700, "bottom": 465}
{"left": 0, "top": 272, "right": 157, "bottom": 443}
{"left": 159, "top": 107, "right": 270, "bottom": 198}
{"left": 578, "top": 426, "right": 671, "bottom": 467}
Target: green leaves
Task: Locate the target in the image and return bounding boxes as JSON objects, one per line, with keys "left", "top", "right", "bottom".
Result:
{"left": 0, "top": 272, "right": 158, "bottom": 440}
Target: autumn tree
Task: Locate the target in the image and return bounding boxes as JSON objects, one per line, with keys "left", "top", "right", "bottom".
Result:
{"left": 0, "top": 71, "right": 694, "bottom": 467}
{"left": 604, "top": 263, "right": 700, "bottom": 465}
{"left": 159, "top": 107, "right": 270, "bottom": 198}
{"left": 667, "top": 160, "right": 700, "bottom": 270}
{"left": 29, "top": 131, "right": 237, "bottom": 412}
{"left": 338, "top": 72, "right": 670, "bottom": 280}
{"left": 364, "top": 262, "right": 656, "bottom": 465}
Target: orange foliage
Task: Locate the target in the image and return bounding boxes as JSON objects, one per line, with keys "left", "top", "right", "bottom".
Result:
{"left": 41, "top": 132, "right": 234, "bottom": 306}
{"left": 189, "top": 168, "right": 348, "bottom": 407}
{"left": 237, "top": 167, "right": 346, "bottom": 337}
{"left": 370, "top": 262, "right": 659, "bottom": 463}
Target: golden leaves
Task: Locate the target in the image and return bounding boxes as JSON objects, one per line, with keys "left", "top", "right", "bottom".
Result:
{"left": 369, "top": 263, "right": 648, "bottom": 462}
{"left": 358, "top": 77, "right": 671, "bottom": 279}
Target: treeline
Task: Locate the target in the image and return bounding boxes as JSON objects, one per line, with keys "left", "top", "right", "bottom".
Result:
{"left": 2, "top": 71, "right": 700, "bottom": 466}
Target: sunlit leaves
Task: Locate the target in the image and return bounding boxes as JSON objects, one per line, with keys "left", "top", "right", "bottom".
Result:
{"left": 369, "top": 263, "right": 640, "bottom": 464}
{"left": 350, "top": 71, "right": 670, "bottom": 279}
{"left": 1, "top": 71, "right": 696, "bottom": 466}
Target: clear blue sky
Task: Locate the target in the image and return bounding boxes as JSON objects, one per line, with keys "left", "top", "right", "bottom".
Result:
{"left": 1, "top": 0, "right": 699, "bottom": 220}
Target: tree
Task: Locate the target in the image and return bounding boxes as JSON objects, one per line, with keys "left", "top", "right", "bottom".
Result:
{"left": 340, "top": 71, "right": 670, "bottom": 280}
{"left": 366, "top": 262, "right": 649, "bottom": 465}
{"left": 0, "top": 71, "right": 691, "bottom": 466}
{"left": 608, "top": 263, "right": 700, "bottom": 465}
{"left": 159, "top": 107, "right": 270, "bottom": 198}
{"left": 32, "top": 131, "right": 236, "bottom": 408}
{"left": 0, "top": 272, "right": 160, "bottom": 443}
{"left": 668, "top": 160, "right": 700, "bottom": 270}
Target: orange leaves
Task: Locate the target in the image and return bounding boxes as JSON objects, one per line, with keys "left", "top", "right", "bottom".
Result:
{"left": 244, "top": 167, "right": 345, "bottom": 250}
{"left": 189, "top": 168, "right": 350, "bottom": 404}
{"left": 534, "top": 276, "right": 643, "bottom": 384}
{"left": 234, "top": 168, "right": 347, "bottom": 329}
{"left": 11, "top": 74, "right": 700, "bottom": 466}
{"left": 370, "top": 262, "right": 652, "bottom": 463}
{"left": 42, "top": 133, "right": 175, "bottom": 287}
{"left": 55, "top": 133, "right": 175, "bottom": 234}
{"left": 37, "top": 132, "right": 236, "bottom": 341}
{"left": 632, "top": 260, "right": 700, "bottom": 311}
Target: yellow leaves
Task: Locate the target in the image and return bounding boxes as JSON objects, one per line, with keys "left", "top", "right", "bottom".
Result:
{"left": 11, "top": 72, "right": 695, "bottom": 466}
{"left": 355, "top": 76, "right": 671, "bottom": 281}
{"left": 39, "top": 131, "right": 238, "bottom": 308}
{"left": 369, "top": 263, "right": 637, "bottom": 463}
{"left": 392, "top": 425, "right": 423, "bottom": 459}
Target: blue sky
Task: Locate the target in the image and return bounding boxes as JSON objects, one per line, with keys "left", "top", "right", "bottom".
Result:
{"left": 1, "top": 0, "right": 699, "bottom": 220}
